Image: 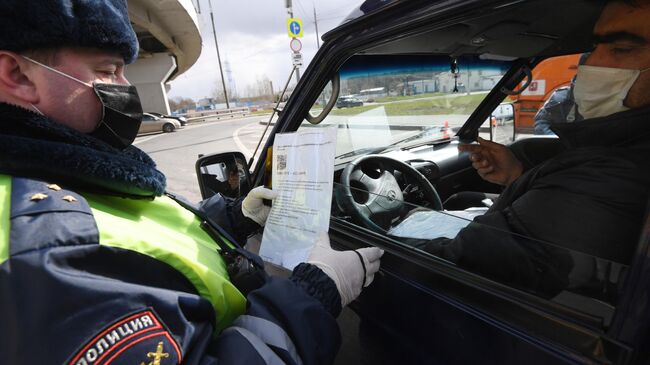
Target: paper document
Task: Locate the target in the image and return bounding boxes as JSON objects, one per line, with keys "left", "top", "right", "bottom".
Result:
{"left": 387, "top": 210, "right": 477, "bottom": 240}
{"left": 260, "top": 127, "right": 337, "bottom": 269}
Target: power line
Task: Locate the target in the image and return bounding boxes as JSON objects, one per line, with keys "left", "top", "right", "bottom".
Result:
{"left": 294, "top": 0, "right": 308, "bottom": 17}
{"left": 236, "top": 45, "right": 284, "bottom": 62}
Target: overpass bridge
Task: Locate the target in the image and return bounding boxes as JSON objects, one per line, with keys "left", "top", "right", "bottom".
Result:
{"left": 126, "top": 0, "right": 202, "bottom": 115}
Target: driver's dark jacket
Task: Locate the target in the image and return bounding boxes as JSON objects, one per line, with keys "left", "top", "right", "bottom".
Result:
{"left": 0, "top": 103, "right": 342, "bottom": 365}
{"left": 418, "top": 106, "right": 650, "bottom": 298}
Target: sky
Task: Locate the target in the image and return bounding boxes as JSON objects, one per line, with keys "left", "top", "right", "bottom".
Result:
{"left": 167, "top": 0, "right": 363, "bottom": 101}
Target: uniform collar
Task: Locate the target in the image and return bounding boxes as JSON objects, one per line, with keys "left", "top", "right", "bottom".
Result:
{"left": 0, "top": 103, "right": 166, "bottom": 198}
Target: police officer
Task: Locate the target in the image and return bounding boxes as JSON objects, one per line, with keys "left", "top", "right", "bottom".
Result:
{"left": 204, "top": 162, "right": 245, "bottom": 199}
{"left": 0, "top": 1, "right": 383, "bottom": 364}
{"left": 533, "top": 53, "right": 589, "bottom": 135}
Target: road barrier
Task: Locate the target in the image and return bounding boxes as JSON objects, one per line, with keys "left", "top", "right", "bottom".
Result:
{"left": 184, "top": 107, "right": 250, "bottom": 124}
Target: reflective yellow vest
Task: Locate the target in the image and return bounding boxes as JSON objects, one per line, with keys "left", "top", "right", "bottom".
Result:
{"left": 0, "top": 174, "right": 246, "bottom": 332}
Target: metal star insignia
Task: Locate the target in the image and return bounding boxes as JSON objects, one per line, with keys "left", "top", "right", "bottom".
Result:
{"left": 62, "top": 195, "right": 77, "bottom": 202}
{"left": 47, "top": 184, "right": 62, "bottom": 191}
{"left": 30, "top": 193, "right": 48, "bottom": 201}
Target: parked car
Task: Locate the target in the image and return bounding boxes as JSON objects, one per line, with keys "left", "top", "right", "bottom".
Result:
{"left": 148, "top": 111, "right": 187, "bottom": 126}
{"left": 138, "top": 113, "right": 181, "bottom": 134}
{"left": 336, "top": 95, "right": 364, "bottom": 108}
{"left": 196, "top": 1, "right": 650, "bottom": 364}
{"left": 491, "top": 103, "right": 514, "bottom": 125}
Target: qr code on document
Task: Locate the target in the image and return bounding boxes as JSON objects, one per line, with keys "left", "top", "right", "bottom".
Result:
{"left": 276, "top": 154, "right": 287, "bottom": 170}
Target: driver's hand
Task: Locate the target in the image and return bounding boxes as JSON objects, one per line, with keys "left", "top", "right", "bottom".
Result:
{"left": 242, "top": 187, "right": 278, "bottom": 226}
{"left": 458, "top": 137, "right": 523, "bottom": 186}
{"left": 308, "top": 233, "right": 384, "bottom": 307}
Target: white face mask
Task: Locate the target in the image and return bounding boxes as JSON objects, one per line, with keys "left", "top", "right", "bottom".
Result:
{"left": 573, "top": 65, "right": 650, "bottom": 119}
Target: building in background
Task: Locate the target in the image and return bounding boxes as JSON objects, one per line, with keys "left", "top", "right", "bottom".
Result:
{"left": 126, "top": 0, "right": 202, "bottom": 115}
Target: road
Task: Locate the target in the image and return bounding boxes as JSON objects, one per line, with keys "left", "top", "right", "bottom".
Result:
{"left": 135, "top": 115, "right": 271, "bottom": 203}
{"left": 135, "top": 111, "right": 516, "bottom": 203}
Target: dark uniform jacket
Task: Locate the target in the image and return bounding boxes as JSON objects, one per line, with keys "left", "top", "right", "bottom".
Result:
{"left": 533, "top": 83, "right": 582, "bottom": 135}
{"left": 0, "top": 103, "right": 342, "bottom": 365}
{"left": 419, "top": 106, "right": 650, "bottom": 298}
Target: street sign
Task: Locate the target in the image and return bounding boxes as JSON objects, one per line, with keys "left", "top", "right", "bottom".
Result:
{"left": 290, "top": 37, "right": 302, "bottom": 52}
{"left": 287, "top": 18, "right": 303, "bottom": 38}
{"left": 292, "top": 52, "right": 303, "bottom": 67}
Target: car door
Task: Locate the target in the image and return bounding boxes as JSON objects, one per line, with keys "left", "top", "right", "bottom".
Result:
{"left": 242, "top": 1, "right": 648, "bottom": 363}
{"left": 247, "top": 53, "right": 645, "bottom": 365}
{"left": 280, "top": 52, "right": 639, "bottom": 364}
{"left": 140, "top": 114, "right": 159, "bottom": 134}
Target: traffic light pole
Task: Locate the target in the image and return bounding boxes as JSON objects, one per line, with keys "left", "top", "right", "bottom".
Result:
{"left": 286, "top": 1, "right": 300, "bottom": 83}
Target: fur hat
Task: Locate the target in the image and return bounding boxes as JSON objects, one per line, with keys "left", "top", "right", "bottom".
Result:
{"left": 0, "top": 0, "right": 139, "bottom": 64}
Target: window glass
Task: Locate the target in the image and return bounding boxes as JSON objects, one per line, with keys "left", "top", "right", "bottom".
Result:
{"left": 510, "top": 53, "right": 583, "bottom": 136}
{"left": 302, "top": 54, "right": 513, "bottom": 163}
{"left": 482, "top": 102, "right": 515, "bottom": 144}
{"left": 476, "top": 53, "right": 584, "bottom": 145}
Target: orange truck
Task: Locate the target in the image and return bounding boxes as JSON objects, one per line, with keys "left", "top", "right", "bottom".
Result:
{"left": 510, "top": 54, "right": 581, "bottom": 134}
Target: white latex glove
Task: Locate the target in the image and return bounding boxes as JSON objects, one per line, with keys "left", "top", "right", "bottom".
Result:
{"left": 242, "top": 187, "right": 278, "bottom": 226}
{"left": 307, "top": 233, "right": 384, "bottom": 307}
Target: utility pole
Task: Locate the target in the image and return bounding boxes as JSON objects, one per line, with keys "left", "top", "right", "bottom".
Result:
{"left": 313, "top": 5, "right": 320, "bottom": 49}
{"left": 208, "top": 0, "right": 230, "bottom": 109}
{"left": 285, "top": 0, "right": 300, "bottom": 83}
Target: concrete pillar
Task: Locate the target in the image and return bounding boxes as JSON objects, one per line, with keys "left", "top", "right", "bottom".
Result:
{"left": 125, "top": 53, "right": 177, "bottom": 115}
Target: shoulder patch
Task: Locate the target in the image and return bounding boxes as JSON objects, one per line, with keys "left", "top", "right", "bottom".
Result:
{"left": 67, "top": 309, "right": 182, "bottom": 365}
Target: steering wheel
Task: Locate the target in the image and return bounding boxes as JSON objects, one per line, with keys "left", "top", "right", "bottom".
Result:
{"left": 338, "top": 155, "right": 443, "bottom": 234}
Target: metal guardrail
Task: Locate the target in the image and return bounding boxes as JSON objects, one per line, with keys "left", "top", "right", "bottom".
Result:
{"left": 183, "top": 107, "right": 250, "bottom": 124}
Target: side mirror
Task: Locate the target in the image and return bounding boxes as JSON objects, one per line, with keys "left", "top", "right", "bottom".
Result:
{"left": 195, "top": 152, "right": 252, "bottom": 200}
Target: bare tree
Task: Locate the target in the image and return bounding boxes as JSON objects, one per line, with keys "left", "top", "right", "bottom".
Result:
{"left": 212, "top": 81, "right": 238, "bottom": 103}
{"left": 169, "top": 96, "right": 195, "bottom": 112}
{"left": 211, "top": 84, "right": 227, "bottom": 103}
{"left": 255, "top": 75, "right": 273, "bottom": 98}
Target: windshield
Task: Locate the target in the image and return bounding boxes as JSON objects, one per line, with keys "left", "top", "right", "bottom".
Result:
{"left": 302, "top": 54, "right": 513, "bottom": 162}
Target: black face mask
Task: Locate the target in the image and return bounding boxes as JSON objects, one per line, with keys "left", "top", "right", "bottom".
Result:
{"left": 89, "top": 83, "right": 144, "bottom": 150}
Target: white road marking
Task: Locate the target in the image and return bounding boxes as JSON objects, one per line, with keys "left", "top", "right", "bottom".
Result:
{"left": 233, "top": 123, "right": 258, "bottom": 159}
{"left": 135, "top": 117, "right": 258, "bottom": 145}
{"left": 133, "top": 134, "right": 163, "bottom": 145}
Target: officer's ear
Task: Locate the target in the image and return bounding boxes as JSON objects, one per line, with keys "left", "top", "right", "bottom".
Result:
{"left": 0, "top": 51, "right": 39, "bottom": 104}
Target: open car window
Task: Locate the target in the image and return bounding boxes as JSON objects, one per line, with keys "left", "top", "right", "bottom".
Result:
{"left": 332, "top": 179, "right": 623, "bottom": 328}
{"left": 295, "top": 52, "right": 632, "bottom": 330}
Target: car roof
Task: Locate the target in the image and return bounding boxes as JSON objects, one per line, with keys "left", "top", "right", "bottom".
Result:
{"left": 336, "top": 0, "right": 399, "bottom": 25}
{"left": 327, "top": 0, "right": 603, "bottom": 59}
